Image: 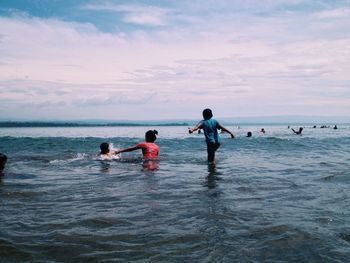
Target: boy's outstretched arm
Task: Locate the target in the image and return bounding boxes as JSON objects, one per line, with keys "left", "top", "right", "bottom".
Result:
{"left": 115, "top": 146, "right": 140, "bottom": 154}
{"left": 188, "top": 122, "right": 203, "bottom": 134}
{"left": 217, "top": 124, "right": 235, "bottom": 138}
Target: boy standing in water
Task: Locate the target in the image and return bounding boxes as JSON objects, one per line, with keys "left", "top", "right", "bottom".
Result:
{"left": 189, "top": 108, "right": 235, "bottom": 165}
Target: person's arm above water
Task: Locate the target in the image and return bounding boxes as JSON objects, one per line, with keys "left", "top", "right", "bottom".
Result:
{"left": 291, "top": 128, "right": 297, "bottom": 134}
{"left": 217, "top": 123, "right": 235, "bottom": 138}
{"left": 115, "top": 146, "right": 141, "bottom": 154}
{"left": 188, "top": 122, "right": 203, "bottom": 134}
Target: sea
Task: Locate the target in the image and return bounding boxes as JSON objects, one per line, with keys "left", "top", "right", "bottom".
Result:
{"left": 1, "top": 124, "right": 350, "bottom": 262}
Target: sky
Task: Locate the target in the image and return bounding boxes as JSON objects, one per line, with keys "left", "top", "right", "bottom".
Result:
{"left": 0, "top": 0, "right": 349, "bottom": 121}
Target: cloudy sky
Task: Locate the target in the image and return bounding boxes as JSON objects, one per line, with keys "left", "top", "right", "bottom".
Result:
{"left": 0, "top": 0, "right": 349, "bottom": 121}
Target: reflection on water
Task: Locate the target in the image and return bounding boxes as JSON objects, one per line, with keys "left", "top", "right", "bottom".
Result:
{"left": 99, "top": 161, "right": 111, "bottom": 173}
{"left": 204, "top": 164, "right": 224, "bottom": 189}
{"left": 142, "top": 159, "right": 159, "bottom": 172}
{"left": 205, "top": 165, "right": 218, "bottom": 189}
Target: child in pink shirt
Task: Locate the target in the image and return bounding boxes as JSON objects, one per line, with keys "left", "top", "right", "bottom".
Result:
{"left": 115, "top": 130, "right": 159, "bottom": 160}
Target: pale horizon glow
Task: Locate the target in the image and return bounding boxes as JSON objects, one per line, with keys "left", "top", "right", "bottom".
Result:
{"left": 0, "top": 0, "right": 349, "bottom": 121}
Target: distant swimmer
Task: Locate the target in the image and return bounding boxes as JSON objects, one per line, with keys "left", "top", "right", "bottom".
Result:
{"left": 188, "top": 108, "right": 234, "bottom": 166}
{"left": 313, "top": 125, "right": 317, "bottom": 128}
{"left": 0, "top": 153, "right": 7, "bottom": 176}
{"left": 98, "top": 142, "right": 120, "bottom": 160}
{"left": 334, "top": 125, "right": 338, "bottom": 130}
{"left": 260, "top": 128, "right": 266, "bottom": 134}
{"left": 292, "top": 127, "right": 303, "bottom": 135}
{"left": 115, "top": 129, "right": 159, "bottom": 159}
{"left": 247, "top": 131, "right": 252, "bottom": 137}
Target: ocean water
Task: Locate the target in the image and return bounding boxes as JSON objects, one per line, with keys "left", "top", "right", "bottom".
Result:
{"left": 1, "top": 125, "right": 350, "bottom": 262}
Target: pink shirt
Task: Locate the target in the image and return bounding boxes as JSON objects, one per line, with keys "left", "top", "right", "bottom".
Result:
{"left": 136, "top": 142, "right": 160, "bottom": 159}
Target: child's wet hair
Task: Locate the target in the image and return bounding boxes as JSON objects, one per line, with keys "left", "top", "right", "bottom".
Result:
{"left": 100, "top": 142, "right": 109, "bottom": 153}
{"left": 0, "top": 153, "right": 7, "bottom": 163}
{"left": 145, "top": 130, "right": 158, "bottom": 142}
{"left": 202, "top": 108, "right": 213, "bottom": 120}
{"left": 0, "top": 153, "right": 7, "bottom": 172}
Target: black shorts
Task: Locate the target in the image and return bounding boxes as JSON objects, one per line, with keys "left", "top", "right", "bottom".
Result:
{"left": 206, "top": 142, "right": 220, "bottom": 152}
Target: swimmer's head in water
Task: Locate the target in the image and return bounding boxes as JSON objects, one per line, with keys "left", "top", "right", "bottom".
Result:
{"left": 100, "top": 142, "right": 110, "bottom": 154}
{"left": 203, "top": 108, "right": 213, "bottom": 120}
{"left": 247, "top": 132, "right": 252, "bottom": 137}
{"left": 145, "top": 130, "right": 158, "bottom": 143}
{"left": 0, "top": 153, "right": 7, "bottom": 172}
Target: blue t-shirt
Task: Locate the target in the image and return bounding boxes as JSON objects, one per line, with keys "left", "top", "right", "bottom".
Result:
{"left": 200, "top": 118, "right": 220, "bottom": 143}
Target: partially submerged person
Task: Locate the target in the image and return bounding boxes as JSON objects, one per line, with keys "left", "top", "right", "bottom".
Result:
{"left": 260, "top": 128, "right": 266, "bottom": 134}
{"left": 188, "top": 108, "right": 234, "bottom": 165}
{"left": 292, "top": 127, "right": 303, "bottom": 135}
{"left": 0, "top": 153, "right": 7, "bottom": 176}
{"left": 334, "top": 125, "right": 338, "bottom": 130}
{"left": 115, "top": 130, "right": 160, "bottom": 170}
{"left": 247, "top": 131, "right": 252, "bottom": 137}
{"left": 98, "top": 142, "right": 119, "bottom": 160}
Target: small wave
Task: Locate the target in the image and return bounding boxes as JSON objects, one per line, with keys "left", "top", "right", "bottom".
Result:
{"left": 49, "top": 153, "right": 89, "bottom": 164}
{"left": 1, "top": 191, "right": 43, "bottom": 198}
{"left": 79, "top": 217, "right": 133, "bottom": 228}
{"left": 95, "top": 154, "right": 121, "bottom": 161}
{"left": 113, "top": 157, "right": 143, "bottom": 163}
{"left": 0, "top": 239, "right": 33, "bottom": 261}
{"left": 8, "top": 173, "right": 37, "bottom": 179}
{"left": 339, "top": 233, "right": 350, "bottom": 242}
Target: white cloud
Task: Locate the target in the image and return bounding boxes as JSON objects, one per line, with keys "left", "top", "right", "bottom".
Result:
{"left": 83, "top": 3, "right": 171, "bottom": 26}
{"left": 0, "top": 3, "right": 350, "bottom": 120}
{"left": 314, "top": 8, "right": 350, "bottom": 19}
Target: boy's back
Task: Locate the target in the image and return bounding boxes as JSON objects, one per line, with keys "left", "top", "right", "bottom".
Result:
{"left": 201, "top": 119, "right": 219, "bottom": 143}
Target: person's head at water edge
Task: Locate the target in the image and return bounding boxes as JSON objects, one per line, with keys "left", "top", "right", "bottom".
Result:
{"left": 100, "top": 142, "right": 110, "bottom": 155}
{"left": 145, "top": 130, "right": 158, "bottom": 143}
{"left": 0, "top": 153, "right": 7, "bottom": 175}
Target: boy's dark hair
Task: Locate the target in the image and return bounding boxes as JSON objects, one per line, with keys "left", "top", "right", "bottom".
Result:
{"left": 202, "top": 108, "right": 213, "bottom": 120}
{"left": 100, "top": 143, "right": 109, "bottom": 153}
{"left": 0, "top": 153, "right": 7, "bottom": 163}
{"left": 145, "top": 130, "right": 158, "bottom": 143}
{"left": 0, "top": 153, "right": 7, "bottom": 173}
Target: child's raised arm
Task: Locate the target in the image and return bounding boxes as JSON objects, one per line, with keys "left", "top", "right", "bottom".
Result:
{"left": 115, "top": 146, "right": 141, "bottom": 155}
{"left": 217, "top": 123, "right": 235, "bottom": 138}
{"left": 188, "top": 122, "right": 203, "bottom": 134}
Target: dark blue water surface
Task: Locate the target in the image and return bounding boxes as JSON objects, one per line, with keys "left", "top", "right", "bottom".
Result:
{"left": 1, "top": 126, "right": 350, "bottom": 262}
